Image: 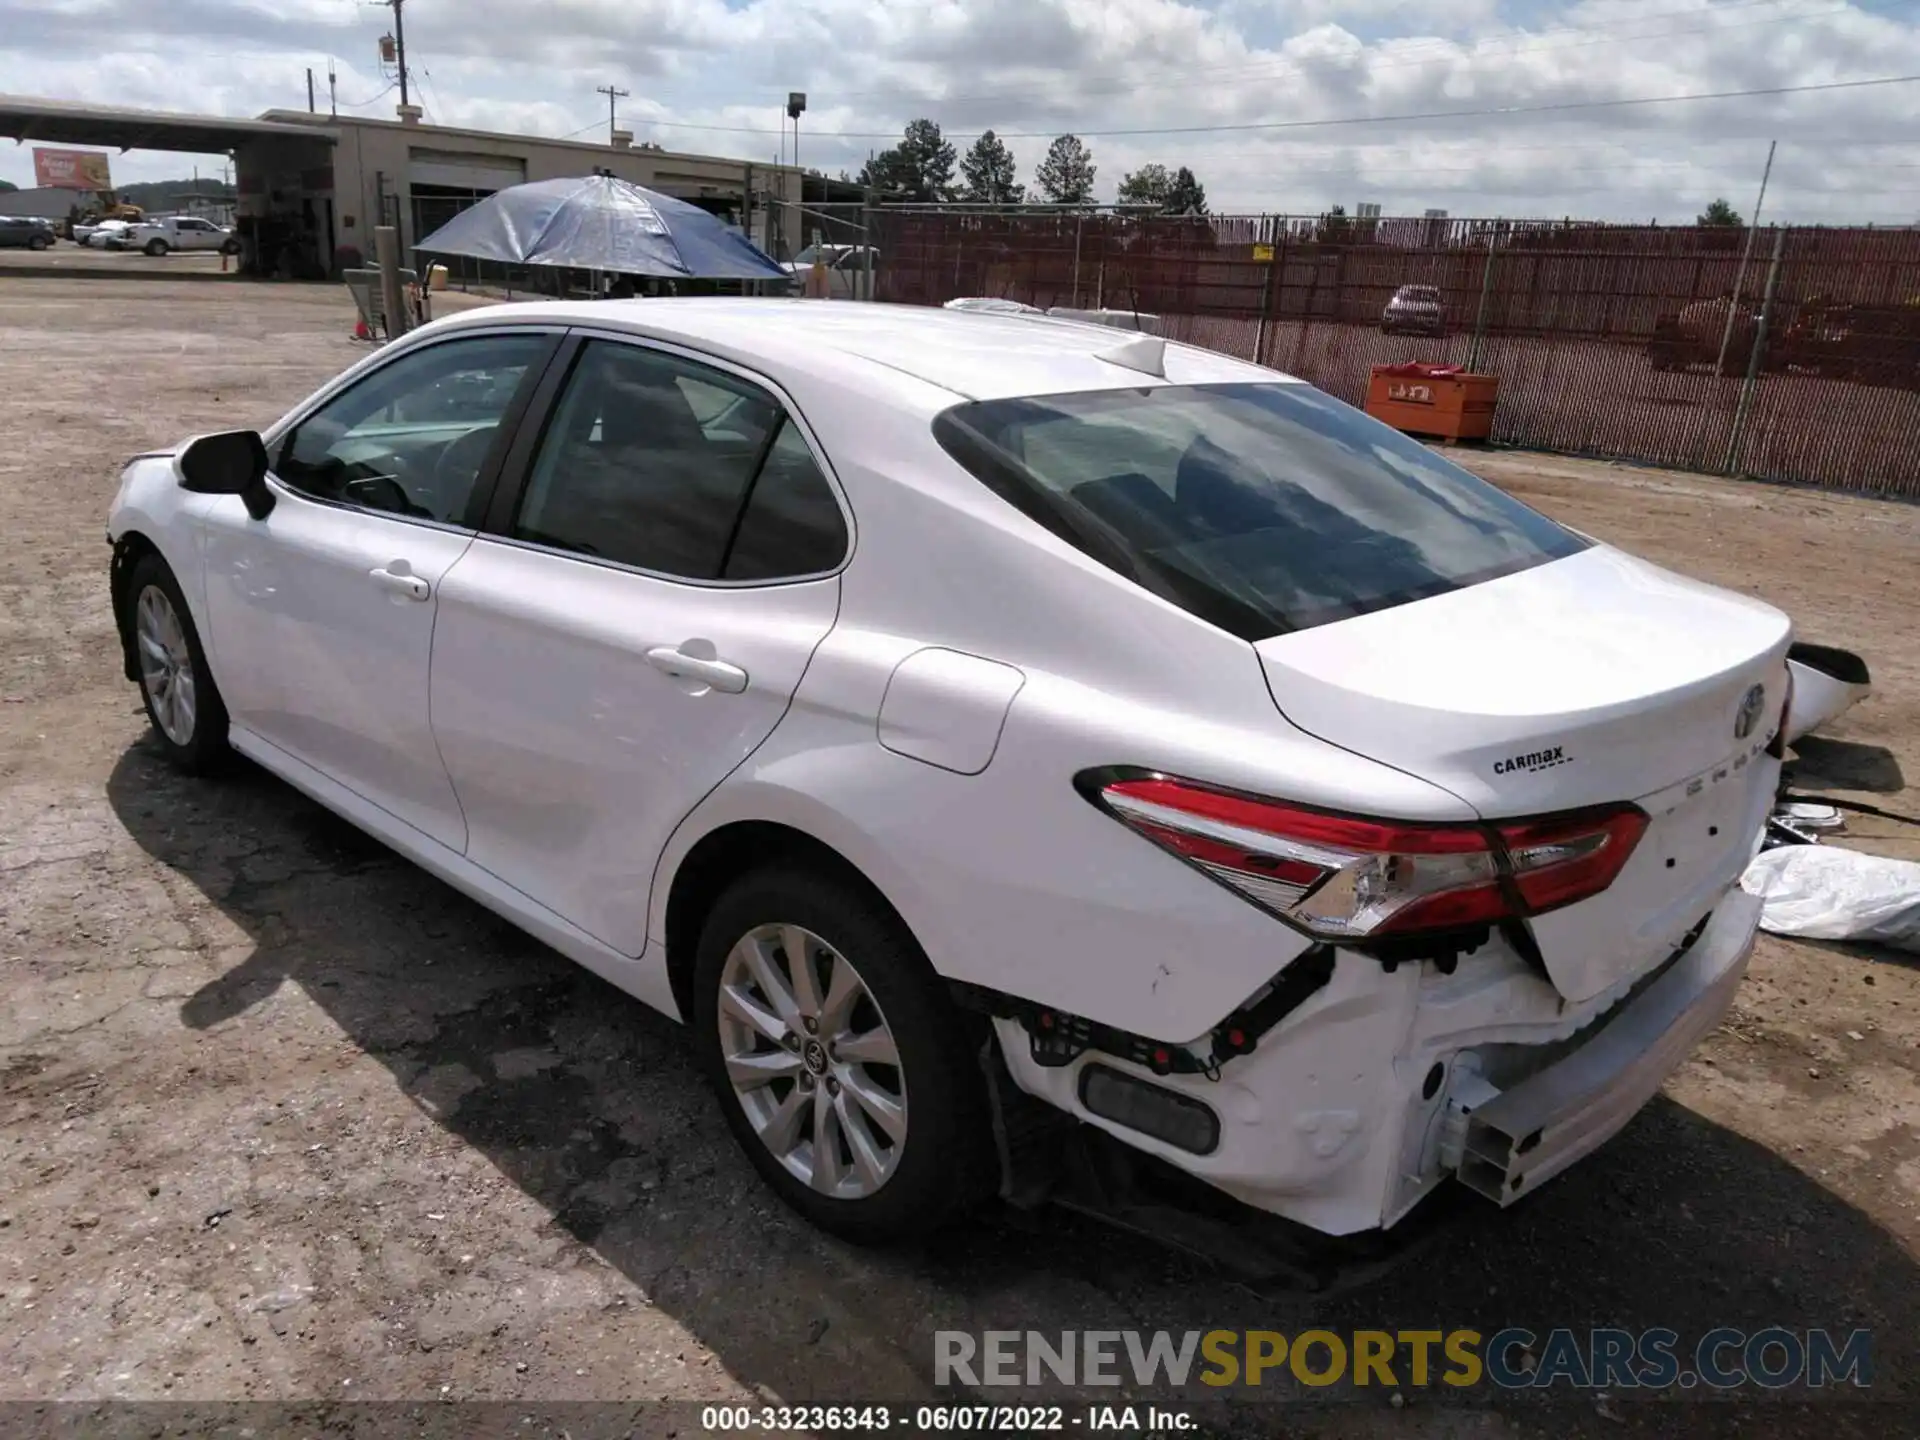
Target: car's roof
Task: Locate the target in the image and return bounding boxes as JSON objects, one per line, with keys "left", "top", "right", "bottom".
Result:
{"left": 431, "top": 296, "right": 1292, "bottom": 403}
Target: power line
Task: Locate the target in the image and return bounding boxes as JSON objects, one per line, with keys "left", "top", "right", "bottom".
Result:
{"left": 338, "top": 78, "right": 398, "bottom": 110}
{"left": 596, "top": 73, "right": 1920, "bottom": 142}
{"left": 418, "top": 67, "right": 446, "bottom": 125}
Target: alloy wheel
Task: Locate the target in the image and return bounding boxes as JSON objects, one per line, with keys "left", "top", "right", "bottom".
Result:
{"left": 716, "top": 922, "right": 908, "bottom": 1199}
{"left": 135, "top": 584, "right": 197, "bottom": 746}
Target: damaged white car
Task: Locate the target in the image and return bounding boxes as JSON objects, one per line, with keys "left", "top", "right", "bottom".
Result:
{"left": 109, "top": 299, "right": 1807, "bottom": 1244}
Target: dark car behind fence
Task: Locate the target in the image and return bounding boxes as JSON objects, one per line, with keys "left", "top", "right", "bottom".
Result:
{"left": 868, "top": 209, "right": 1920, "bottom": 499}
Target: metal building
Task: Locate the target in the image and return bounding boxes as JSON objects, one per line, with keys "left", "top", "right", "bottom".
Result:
{"left": 0, "top": 93, "right": 804, "bottom": 278}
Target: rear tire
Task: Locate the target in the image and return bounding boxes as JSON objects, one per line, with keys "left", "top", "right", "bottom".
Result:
{"left": 145, "top": 239, "right": 168, "bottom": 257}
{"left": 126, "top": 553, "right": 229, "bottom": 773}
{"left": 692, "top": 865, "right": 993, "bottom": 1244}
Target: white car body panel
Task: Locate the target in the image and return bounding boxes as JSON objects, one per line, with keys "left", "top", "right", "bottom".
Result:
{"left": 199, "top": 495, "right": 477, "bottom": 851}
{"left": 231, "top": 724, "right": 678, "bottom": 1017}
{"left": 1255, "top": 542, "right": 1790, "bottom": 1002}
{"left": 108, "top": 297, "right": 1797, "bottom": 1238}
{"left": 876, "top": 648, "right": 1026, "bottom": 775}
{"left": 1783, "top": 654, "right": 1871, "bottom": 744}
{"left": 428, "top": 538, "right": 841, "bottom": 957}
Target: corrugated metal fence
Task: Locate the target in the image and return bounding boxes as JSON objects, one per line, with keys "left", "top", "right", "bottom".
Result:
{"left": 869, "top": 210, "right": 1920, "bottom": 498}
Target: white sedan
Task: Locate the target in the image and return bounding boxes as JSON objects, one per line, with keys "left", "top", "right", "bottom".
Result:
{"left": 108, "top": 299, "right": 1795, "bottom": 1244}
{"left": 84, "top": 220, "right": 138, "bottom": 249}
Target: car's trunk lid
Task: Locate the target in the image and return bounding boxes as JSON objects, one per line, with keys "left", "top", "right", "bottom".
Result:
{"left": 1255, "top": 545, "right": 1791, "bottom": 1001}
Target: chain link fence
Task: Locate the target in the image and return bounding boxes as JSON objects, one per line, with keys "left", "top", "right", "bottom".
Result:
{"left": 867, "top": 209, "right": 1920, "bottom": 498}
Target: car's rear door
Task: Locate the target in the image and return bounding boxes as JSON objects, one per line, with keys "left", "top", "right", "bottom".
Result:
{"left": 199, "top": 327, "right": 562, "bottom": 851}
{"left": 426, "top": 330, "right": 850, "bottom": 956}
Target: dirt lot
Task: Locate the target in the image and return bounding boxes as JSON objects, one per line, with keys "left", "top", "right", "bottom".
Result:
{"left": 3, "top": 278, "right": 1919, "bottom": 1437}
{"left": 0, "top": 246, "right": 234, "bottom": 278}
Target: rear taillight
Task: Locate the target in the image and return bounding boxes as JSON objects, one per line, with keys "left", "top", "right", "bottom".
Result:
{"left": 1086, "top": 772, "right": 1647, "bottom": 942}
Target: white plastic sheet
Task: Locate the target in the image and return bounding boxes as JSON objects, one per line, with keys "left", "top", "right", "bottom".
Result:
{"left": 1741, "top": 845, "right": 1920, "bottom": 950}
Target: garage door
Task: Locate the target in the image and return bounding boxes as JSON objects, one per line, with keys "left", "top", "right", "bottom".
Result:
{"left": 407, "top": 150, "right": 527, "bottom": 192}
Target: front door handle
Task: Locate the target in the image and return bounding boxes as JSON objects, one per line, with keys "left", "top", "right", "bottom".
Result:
{"left": 370, "top": 562, "right": 430, "bottom": 601}
{"left": 646, "top": 645, "right": 749, "bottom": 694}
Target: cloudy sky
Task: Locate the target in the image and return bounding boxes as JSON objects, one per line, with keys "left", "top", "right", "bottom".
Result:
{"left": 3, "top": 0, "right": 1918, "bottom": 223}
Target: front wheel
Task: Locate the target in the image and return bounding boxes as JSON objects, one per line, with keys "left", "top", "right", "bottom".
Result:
{"left": 693, "top": 866, "right": 992, "bottom": 1244}
{"left": 145, "top": 239, "right": 169, "bottom": 257}
{"left": 220, "top": 239, "right": 241, "bottom": 256}
{"left": 127, "top": 554, "right": 229, "bottom": 772}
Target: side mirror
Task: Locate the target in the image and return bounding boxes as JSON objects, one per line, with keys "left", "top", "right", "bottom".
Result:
{"left": 178, "top": 430, "right": 274, "bottom": 520}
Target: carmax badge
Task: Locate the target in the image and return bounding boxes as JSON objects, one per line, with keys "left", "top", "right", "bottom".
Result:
{"left": 1734, "top": 683, "right": 1767, "bottom": 740}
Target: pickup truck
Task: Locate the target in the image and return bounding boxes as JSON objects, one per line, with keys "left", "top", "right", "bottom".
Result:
{"left": 119, "top": 216, "right": 240, "bottom": 257}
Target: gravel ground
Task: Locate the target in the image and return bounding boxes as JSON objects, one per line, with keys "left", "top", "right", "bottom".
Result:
{"left": 3, "top": 278, "right": 1918, "bottom": 1438}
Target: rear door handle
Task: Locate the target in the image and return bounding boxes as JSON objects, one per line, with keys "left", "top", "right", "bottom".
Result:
{"left": 370, "top": 563, "right": 430, "bottom": 601}
{"left": 646, "top": 645, "right": 749, "bottom": 694}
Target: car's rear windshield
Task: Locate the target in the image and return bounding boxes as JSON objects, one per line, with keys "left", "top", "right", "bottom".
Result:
{"left": 931, "top": 382, "right": 1588, "bottom": 640}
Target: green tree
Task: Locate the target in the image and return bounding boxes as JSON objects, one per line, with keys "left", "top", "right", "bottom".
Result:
{"left": 0, "top": 179, "right": 17, "bottom": 193}
{"left": 1035, "top": 134, "right": 1097, "bottom": 206}
{"left": 1317, "top": 203, "right": 1352, "bottom": 244}
{"left": 959, "top": 129, "right": 1023, "bottom": 205}
{"left": 1118, "top": 162, "right": 1172, "bottom": 208}
{"left": 1698, "top": 197, "right": 1743, "bottom": 227}
{"left": 1118, "top": 163, "right": 1209, "bottom": 216}
{"left": 1163, "top": 166, "right": 1207, "bottom": 216}
{"left": 858, "top": 119, "right": 958, "bottom": 203}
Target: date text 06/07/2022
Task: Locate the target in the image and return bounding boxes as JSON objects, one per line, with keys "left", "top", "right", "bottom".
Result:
{"left": 699, "top": 1404, "right": 1196, "bottom": 1432}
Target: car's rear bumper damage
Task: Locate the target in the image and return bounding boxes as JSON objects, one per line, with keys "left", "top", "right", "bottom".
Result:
{"left": 1442, "top": 888, "right": 1756, "bottom": 1204}
{"left": 990, "top": 881, "right": 1760, "bottom": 1242}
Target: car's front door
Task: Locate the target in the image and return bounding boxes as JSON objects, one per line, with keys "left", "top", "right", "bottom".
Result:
{"left": 428, "top": 333, "right": 850, "bottom": 953}
{"left": 173, "top": 218, "right": 216, "bottom": 251}
{"left": 199, "top": 328, "right": 560, "bottom": 851}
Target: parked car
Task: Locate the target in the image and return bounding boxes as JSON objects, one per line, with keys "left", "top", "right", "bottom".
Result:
{"left": 0, "top": 216, "right": 56, "bottom": 250}
{"left": 1381, "top": 284, "right": 1446, "bottom": 336}
{"left": 108, "top": 300, "right": 1791, "bottom": 1244}
{"left": 85, "top": 220, "right": 139, "bottom": 249}
{"left": 119, "top": 215, "right": 241, "bottom": 257}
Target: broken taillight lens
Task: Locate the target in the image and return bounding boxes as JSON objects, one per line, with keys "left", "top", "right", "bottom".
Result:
{"left": 1087, "top": 773, "right": 1647, "bottom": 942}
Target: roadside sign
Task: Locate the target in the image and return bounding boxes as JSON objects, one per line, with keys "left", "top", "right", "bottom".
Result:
{"left": 1251, "top": 243, "right": 1274, "bottom": 262}
{"left": 33, "top": 147, "right": 113, "bottom": 190}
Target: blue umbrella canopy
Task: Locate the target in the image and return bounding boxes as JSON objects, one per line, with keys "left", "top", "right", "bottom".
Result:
{"left": 415, "top": 173, "right": 787, "bottom": 281}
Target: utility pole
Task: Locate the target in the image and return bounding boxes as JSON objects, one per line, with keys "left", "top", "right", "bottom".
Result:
{"left": 328, "top": 59, "right": 338, "bottom": 117}
{"left": 380, "top": 0, "right": 410, "bottom": 109}
{"left": 307, "top": 67, "right": 316, "bottom": 113}
{"left": 1712, "top": 139, "right": 1777, "bottom": 381}
{"left": 596, "top": 84, "right": 630, "bottom": 144}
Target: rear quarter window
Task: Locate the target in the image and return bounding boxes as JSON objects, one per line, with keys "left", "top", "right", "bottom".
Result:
{"left": 932, "top": 381, "right": 1588, "bottom": 640}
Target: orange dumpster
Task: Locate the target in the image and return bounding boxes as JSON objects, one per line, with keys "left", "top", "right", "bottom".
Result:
{"left": 1364, "top": 363, "right": 1499, "bottom": 441}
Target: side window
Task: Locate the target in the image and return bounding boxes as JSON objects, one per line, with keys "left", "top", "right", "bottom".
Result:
{"left": 723, "top": 420, "right": 848, "bottom": 580}
{"left": 276, "top": 333, "right": 548, "bottom": 525}
{"left": 512, "top": 341, "right": 781, "bottom": 579}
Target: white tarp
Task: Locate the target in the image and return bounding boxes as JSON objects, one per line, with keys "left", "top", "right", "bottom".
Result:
{"left": 1741, "top": 845, "right": 1920, "bottom": 950}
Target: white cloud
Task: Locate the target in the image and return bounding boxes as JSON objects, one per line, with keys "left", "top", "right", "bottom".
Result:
{"left": 2, "top": 0, "right": 1916, "bottom": 223}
